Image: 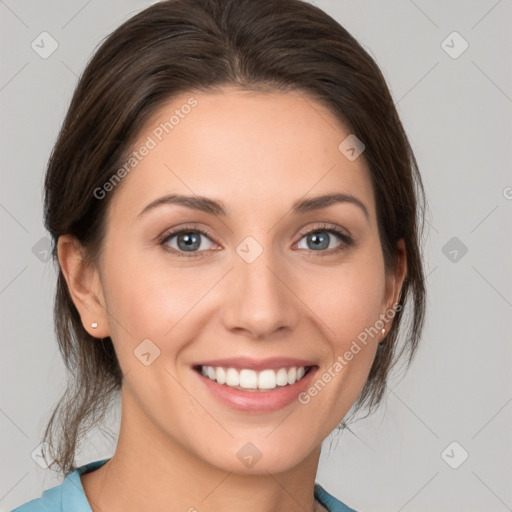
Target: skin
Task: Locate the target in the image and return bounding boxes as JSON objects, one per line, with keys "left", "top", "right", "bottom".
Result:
{"left": 58, "top": 86, "right": 406, "bottom": 512}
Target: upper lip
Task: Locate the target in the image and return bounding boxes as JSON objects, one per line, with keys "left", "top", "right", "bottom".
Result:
{"left": 193, "top": 357, "right": 317, "bottom": 372}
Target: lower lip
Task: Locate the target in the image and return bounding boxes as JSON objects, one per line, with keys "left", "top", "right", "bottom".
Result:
{"left": 194, "top": 366, "right": 318, "bottom": 413}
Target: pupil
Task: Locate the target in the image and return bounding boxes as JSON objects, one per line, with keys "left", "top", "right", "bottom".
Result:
{"left": 310, "top": 233, "right": 328, "bottom": 250}
{"left": 179, "top": 232, "right": 200, "bottom": 251}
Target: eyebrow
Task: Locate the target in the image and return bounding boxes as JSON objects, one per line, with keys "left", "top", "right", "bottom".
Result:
{"left": 137, "top": 192, "right": 369, "bottom": 221}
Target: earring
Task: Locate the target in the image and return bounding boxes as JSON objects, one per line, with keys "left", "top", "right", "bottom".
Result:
{"left": 378, "top": 327, "right": 387, "bottom": 346}
{"left": 91, "top": 322, "right": 98, "bottom": 329}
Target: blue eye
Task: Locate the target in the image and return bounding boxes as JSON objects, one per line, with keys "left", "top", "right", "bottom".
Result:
{"left": 297, "top": 226, "right": 352, "bottom": 254}
{"left": 160, "top": 227, "right": 215, "bottom": 256}
{"left": 159, "top": 223, "right": 353, "bottom": 258}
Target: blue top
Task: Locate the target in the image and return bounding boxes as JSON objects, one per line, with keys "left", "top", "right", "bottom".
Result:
{"left": 10, "top": 458, "right": 357, "bottom": 512}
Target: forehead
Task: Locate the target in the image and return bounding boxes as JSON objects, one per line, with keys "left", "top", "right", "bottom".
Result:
{"left": 108, "top": 87, "right": 376, "bottom": 225}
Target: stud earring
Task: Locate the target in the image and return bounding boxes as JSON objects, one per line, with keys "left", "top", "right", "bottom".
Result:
{"left": 378, "top": 327, "right": 387, "bottom": 346}
{"left": 91, "top": 322, "right": 98, "bottom": 329}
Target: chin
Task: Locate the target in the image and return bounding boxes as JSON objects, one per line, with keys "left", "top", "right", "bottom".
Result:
{"left": 188, "top": 432, "right": 319, "bottom": 475}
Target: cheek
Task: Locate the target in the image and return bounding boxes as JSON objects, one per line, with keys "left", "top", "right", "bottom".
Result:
{"left": 298, "top": 270, "right": 383, "bottom": 422}
{"left": 295, "top": 255, "right": 386, "bottom": 345}
{"left": 292, "top": 251, "right": 385, "bottom": 405}
{"left": 101, "top": 245, "right": 214, "bottom": 357}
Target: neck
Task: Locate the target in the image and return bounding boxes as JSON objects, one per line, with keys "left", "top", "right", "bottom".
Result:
{"left": 81, "top": 389, "right": 323, "bottom": 512}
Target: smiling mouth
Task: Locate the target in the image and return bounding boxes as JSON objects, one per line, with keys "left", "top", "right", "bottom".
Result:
{"left": 193, "top": 364, "right": 316, "bottom": 392}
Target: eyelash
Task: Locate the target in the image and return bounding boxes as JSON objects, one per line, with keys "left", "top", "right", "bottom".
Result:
{"left": 158, "top": 223, "right": 353, "bottom": 258}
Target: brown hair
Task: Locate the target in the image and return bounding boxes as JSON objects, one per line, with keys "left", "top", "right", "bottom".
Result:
{"left": 42, "top": 0, "right": 427, "bottom": 476}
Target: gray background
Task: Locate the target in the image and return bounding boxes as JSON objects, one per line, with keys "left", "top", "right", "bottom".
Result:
{"left": 1, "top": 1, "right": 511, "bottom": 511}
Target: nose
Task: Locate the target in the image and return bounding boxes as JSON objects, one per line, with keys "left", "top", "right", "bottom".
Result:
{"left": 221, "top": 246, "right": 300, "bottom": 340}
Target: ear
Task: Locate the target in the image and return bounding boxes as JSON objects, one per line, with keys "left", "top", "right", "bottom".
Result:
{"left": 383, "top": 237, "right": 407, "bottom": 314}
{"left": 57, "top": 234, "right": 110, "bottom": 339}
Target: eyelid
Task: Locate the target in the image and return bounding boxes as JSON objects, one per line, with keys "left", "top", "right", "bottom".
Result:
{"left": 297, "top": 222, "right": 352, "bottom": 242}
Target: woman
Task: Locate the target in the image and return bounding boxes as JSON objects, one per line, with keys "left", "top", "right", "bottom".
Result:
{"left": 11, "top": 0, "right": 427, "bottom": 511}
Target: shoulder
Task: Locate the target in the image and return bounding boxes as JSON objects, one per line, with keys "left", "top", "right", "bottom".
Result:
{"left": 9, "top": 458, "right": 111, "bottom": 512}
{"left": 9, "top": 482, "right": 63, "bottom": 512}
{"left": 314, "top": 483, "right": 359, "bottom": 512}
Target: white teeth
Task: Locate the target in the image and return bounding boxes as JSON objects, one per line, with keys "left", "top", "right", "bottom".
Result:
{"left": 239, "top": 369, "right": 258, "bottom": 389}
{"left": 199, "top": 365, "right": 309, "bottom": 390}
{"left": 287, "top": 367, "right": 297, "bottom": 385}
{"left": 225, "top": 368, "right": 239, "bottom": 386}
{"left": 215, "top": 366, "right": 226, "bottom": 385}
{"left": 276, "top": 368, "right": 288, "bottom": 386}
{"left": 258, "top": 369, "right": 276, "bottom": 390}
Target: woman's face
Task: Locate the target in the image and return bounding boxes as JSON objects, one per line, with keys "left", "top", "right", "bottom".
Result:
{"left": 81, "top": 87, "right": 405, "bottom": 474}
